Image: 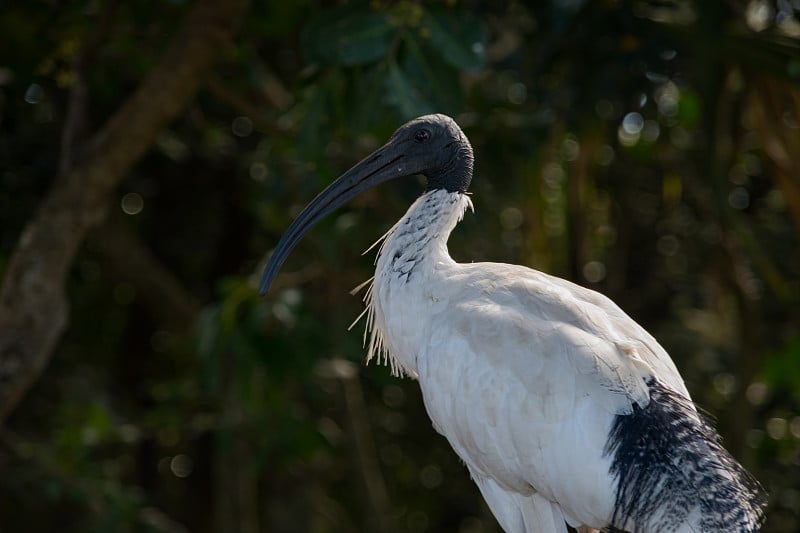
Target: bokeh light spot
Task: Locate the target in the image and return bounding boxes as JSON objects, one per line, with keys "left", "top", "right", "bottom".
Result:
{"left": 232, "top": 116, "right": 253, "bottom": 137}
{"left": 595, "top": 145, "right": 615, "bottom": 166}
{"left": 121, "top": 192, "right": 144, "bottom": 215}
{"left": 712, "top": 373, "right": 736, "bottom": 398}
{"left": 583, "top": 261, "right": 606, "bottom": 283}
{"left": 622, "top": 112, "right": 644, "bottom": 135}
{"left": 24, "top": 83, "right": 43, "bottom": 104}
{"left": 746, "top": 381, "right": 768, "bottom": 406}
{"left": 766, "top": 417, "right": 787, "bottom": 440}
{"left": 170, "top": 454, "right": 194, "bottom": 478}
{"left": 507, "top": 82, "right": 527, "bottom": 105}
{"left": 250, "top": 162, "right": 268, "bottom": 181}
{"left": 420, "top": 464, "right": 443, "bottom": 489}
{"left": 728, "top": 187, "right": 750, "bottom": 210}
{"left": 656, "top": 235, "right": 679, "bottom": 256}
{"left": 619, "top": 112, "right": 644, "bottom": 146}
{"left": 499, "top": 206, "right": 523, "bottom": 230}
{"left": 642, "top": 120, "right": 661, "bottom": 142}
{"left": 561, "top": 137, "right": 580, "bottom": 161}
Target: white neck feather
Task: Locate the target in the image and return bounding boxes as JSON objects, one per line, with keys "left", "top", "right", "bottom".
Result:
{"left": 350, "top": 189, "right": 473, "bottom": 376}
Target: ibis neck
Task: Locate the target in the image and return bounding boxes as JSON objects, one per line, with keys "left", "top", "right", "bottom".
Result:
{"left": 376, "top": 189, "right": 472, "bottom": 282}
{"left": 362, "top": 189, "right": 472, "bottom": 377}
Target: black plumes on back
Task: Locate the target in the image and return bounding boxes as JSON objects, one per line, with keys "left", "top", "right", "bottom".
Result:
{"left": 604, "top": 379, "right": 767, "bottom": 532}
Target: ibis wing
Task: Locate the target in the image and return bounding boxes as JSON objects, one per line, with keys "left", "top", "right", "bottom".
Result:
{"left": 433, "top": 262, "right": 689, "bottom": 417}
{"left": 528, "top": 268, "right": 690, "bottom": 399}
{"left": 415, "top": 263, "right": 694, "bottom": 526}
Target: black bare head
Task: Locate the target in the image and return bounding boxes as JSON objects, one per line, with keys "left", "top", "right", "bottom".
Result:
{"left": 258, "top": 114, "right": 473, "bottom": 295}
{"left": 386, "top": 114, "right": 474, "bottom": 193}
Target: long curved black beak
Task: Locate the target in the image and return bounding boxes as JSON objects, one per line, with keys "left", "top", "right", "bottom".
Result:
{"left": 259, "top": 139, "right": 411, "bottom": 295}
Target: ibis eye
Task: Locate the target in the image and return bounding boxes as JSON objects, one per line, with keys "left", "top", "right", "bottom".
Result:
{"left": 414, "top": 129, "right": 431, "bottom": 143}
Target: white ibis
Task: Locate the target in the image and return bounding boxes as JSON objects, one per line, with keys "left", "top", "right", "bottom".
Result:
{"left": 259, "top": 114, "right": 766, "bottom": 532}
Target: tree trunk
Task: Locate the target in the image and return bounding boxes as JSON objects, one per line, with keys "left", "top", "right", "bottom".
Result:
{"left": 0, "top": 0, "right": 251, "bottom": 423}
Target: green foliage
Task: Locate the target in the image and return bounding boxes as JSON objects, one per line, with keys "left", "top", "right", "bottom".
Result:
{"left": 762, "top": 336, "right": 800, "bottom": 395}
{"left": 386, "top": 61, "right": 435, "bottom": 118}
{"left": 296, "top": 1, "right": 489, "bottom": 135}
{"left": 304, "top": 7, "right": 396, "bottom": 66}
{"left": 420, "top": 7, "right": 488, "bottom": 70}
{"left": 2, "top": 1, "right": 800, "bottom": 532}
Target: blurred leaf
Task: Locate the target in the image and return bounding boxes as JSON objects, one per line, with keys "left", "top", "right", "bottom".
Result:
{"left": 677, "top": 90, "right": 701, "bottom": 127}
{"left": 249, "top": 0, "right": 310, "bottom": 37}
{"left": 293, "top": 70, "right": 345, "bottom": 159}
{"left": 402, "top": 34, "right": 463, "bottom": 116}
{"left": 351, "top": 63, "right": 393, "bottom": 129}
{"left": 85, "top": 402, "right": 113, "bottom": 438}
{"left": 761, "top": 335, "right": 800, "bottom": 395}
{"left": 419, "top": 6, "right": 488, "bottom": 71}
{"left": 385, "top": 61, "right": 434, "bottom": 119}
{"left": 303, "top": 7, "right": 395, "bottom": 66}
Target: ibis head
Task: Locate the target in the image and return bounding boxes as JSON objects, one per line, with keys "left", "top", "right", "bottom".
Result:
{"left": 259, "top": 114, "right": 473, "bottom": 295}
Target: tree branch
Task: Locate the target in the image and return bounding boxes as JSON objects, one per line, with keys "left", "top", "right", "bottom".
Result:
{"left": 89, "top": 216, "right": 202, "bottom": 330}
{"left": 205, "top": 74, "right": 282, "bottom": 135}
{"left": 59, "top": 1, "right": 120, "bottom": 177}
{"left": 0, "top": 0, "right": 251, "bottom": 423}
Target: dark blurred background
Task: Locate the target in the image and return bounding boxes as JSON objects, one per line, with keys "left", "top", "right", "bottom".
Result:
{"left": 1, "top": 0, "right": 799, "bottom": 531}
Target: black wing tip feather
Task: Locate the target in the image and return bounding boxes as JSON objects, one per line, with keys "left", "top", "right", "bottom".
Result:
{"left": 604, "top": 378, "right": 767, "bottom": 532}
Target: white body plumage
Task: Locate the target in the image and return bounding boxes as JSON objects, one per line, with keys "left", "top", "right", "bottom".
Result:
{"left": 361, "top": 189, "right": 761, "bottom": 532}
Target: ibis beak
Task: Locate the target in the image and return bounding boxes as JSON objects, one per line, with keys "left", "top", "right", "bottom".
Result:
{"left": 259, "top": 138, "right": 413, "bottom": 295}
